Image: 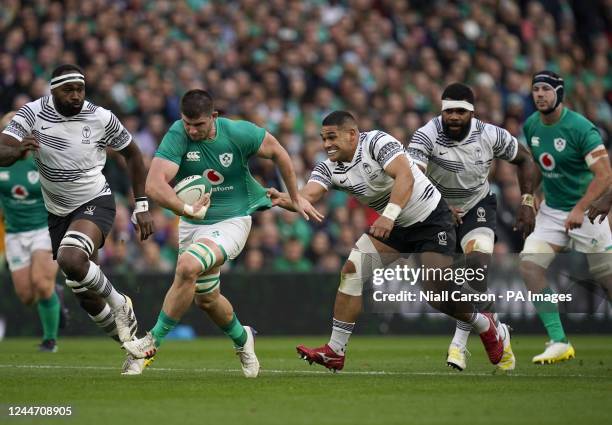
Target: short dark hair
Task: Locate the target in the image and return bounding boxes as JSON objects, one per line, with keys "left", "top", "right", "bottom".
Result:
{"left": 181, "top": 89, "right": 214, "bottom": 118}
{"left": 51, "top": 64, "right": 84, "bottom": 78}
{"left": 441, "top": 83, "right": 475, "bottom": 104}
{"left": 322, "top": 110, "right": 357, "bottom": 127}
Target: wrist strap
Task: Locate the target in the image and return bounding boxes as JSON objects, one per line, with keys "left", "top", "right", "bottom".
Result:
{"left": 183, "top": 204, "right": 194, "bottom": 216}
{"left": 134, "top": 198, "right": 149, "bottom": 214}
{"left": 382, "top": 203, "right": 402, "bottom": 221}
{"left": 521, "top": 194, "right": 536, "bottom": 211}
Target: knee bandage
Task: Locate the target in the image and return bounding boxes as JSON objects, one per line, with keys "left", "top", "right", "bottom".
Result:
{"left": 461, "top": 228, "right": 494, "bottom": 254}
{"left": 338, "top": 234, "right": 382, "bottom": 296}
{"left": 587, "top": 253, "right": 612, "bottom": 280}
{"left": 195, "top": 271, "right": 221, "bottom": 294}
{"left": 185, "top": 242, "right": 217, "bottom": 273}
{"left": 520, "top": 238, "right": 556, "bottom": 268}
{"left": 59, "top": 231, "right": 95, "bottom": 258}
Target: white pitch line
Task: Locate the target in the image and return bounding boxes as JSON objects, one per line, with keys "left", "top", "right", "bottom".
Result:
{"left": 0, "top": 364, "right": 608, "bottom": 379}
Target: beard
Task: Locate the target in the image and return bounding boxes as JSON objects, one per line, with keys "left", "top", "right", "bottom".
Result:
{"left": 442, "top": 121, "right": 471, "bottom": 141}
{"left": 54, "top": 98, "right": 83, "bottom": 117}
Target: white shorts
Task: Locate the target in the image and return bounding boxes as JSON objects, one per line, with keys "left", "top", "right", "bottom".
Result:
{"left": 525, "top": 201, "right": 612, "bottom": 253}
{"left": 178, "top": 216, "right": 252, "bottom": 262}
{"left": 4, "top": 227, "right": 53, "bottom": 272}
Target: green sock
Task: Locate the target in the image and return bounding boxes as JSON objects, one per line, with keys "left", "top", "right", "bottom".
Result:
{"left": 37, "top": 293, "right": 60, "bottom": 341}
{"left": 150, "top": 311, "right": 179, "bottom": 348}
{"left": 220, "top": 313, "right": 247, "bottom": 348}
{"left": 532, "top": 287, "right": 567, "bottom": 342}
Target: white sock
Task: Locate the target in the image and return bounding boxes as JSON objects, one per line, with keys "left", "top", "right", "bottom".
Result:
{"left": 328, "top": 318, "right": 354, "bottom": 355}
{"left": 79, "top": 261, "right": 126, "bottom": 309}
{"left": 469, "top": 313, "right": 491, "bottom": 334}
{"left": 88, "top": 303, "right": 119, "bottom": 342}
{"left": 451, "top": 321, "right": 472, "bottom": 348}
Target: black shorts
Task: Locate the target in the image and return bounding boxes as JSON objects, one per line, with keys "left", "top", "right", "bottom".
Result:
{"left": 455, "top": 193, "right": 497, "bottom": 252}
{"left": 374, "top": 198, "right": 456, "bottom": 256}
{"left": 48, "top": 195, "right": 116, "bottom": 259}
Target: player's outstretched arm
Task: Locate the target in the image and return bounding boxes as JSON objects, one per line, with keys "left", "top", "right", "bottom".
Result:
{"left": 370, "top": 155, "right": 414, "bottom": 240}
{"left": 567, "top": 147, "right": 612, "bottom": 231}
{"left": 118, "top": 141, "right": 155, "bottom": 240}
{"left": 256, "top": 132, "right": 316, "bottom": 220}
{"left": 267, "top": 182, "right": 325, "bottom": 222}
{"left": 510, "top": 143, "right": 539, "bottom": 238}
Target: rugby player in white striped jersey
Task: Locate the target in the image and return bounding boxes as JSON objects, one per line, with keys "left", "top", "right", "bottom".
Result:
{"left": 269, "top": 110, "right": 506, "bottom": 372}
{"left": 0, "top": 64, "right": 155, "bottom": 374}
{"left": 408, "top": 83, "right": 538, "bottom": 371}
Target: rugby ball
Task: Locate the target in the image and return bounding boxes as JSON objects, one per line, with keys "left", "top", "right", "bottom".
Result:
{"left": 174, "top": 175, "right": 212, "bottom": 204}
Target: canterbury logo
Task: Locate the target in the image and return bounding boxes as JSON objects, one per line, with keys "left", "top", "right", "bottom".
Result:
{"left": 186, "top": 152, "right": 201, "bottom": 161}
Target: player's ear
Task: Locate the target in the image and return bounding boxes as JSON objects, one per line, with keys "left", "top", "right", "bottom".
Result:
{"left": 212, "top": 110, "right": 219, "bottom": 118}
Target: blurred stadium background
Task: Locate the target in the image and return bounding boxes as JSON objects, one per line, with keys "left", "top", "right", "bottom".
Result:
{"left": 0, "top": 0, "right": 611, "bottom": 337}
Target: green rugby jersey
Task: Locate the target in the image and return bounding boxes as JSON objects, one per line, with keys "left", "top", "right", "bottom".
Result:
{"left": 0, "top": 155, "right": 48, "bottom": 233}
{"left": 155, "top": 117, "right": 272, "bottom": 224}
{"left": 524, "top": 108, "right": 603, "bottom": 211}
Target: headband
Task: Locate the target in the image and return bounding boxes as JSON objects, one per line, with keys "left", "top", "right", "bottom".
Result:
{"left": 49, "top": 73, "right": 85, "bottom": 89}
{"left": 441, "top": 100, "right": 474, "bottom": 112}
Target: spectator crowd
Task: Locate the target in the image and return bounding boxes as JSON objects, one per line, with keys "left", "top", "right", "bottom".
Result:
{"left": 0, "top": 0, "right": 610, "bottom": 273}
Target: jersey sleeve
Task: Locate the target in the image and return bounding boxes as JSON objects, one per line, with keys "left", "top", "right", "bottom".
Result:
{"left": 226, "top": 119, "right": 266, "bottom": 158}
{"left": 155, "top": 123, "right": 187, "bottom": 166}
{"left": 369, "top": 131, "right": 405, "bottom": 169}
{"left": 407, "top": 128, "right": 434, "bottom": 169}
{"left": 487, "top": 124, "right": 518, "bottom": 161}
{"left": 308, "top": 162, "right": 333, "bottom": 190}
{"left": 99, "top": 109, "right": 132, "bottom": 151}
{"left": 2, "top": 103, "right": 37, "bottom": 141}
{"left": 578, "top": 121, "right": 603, "bottom": 157}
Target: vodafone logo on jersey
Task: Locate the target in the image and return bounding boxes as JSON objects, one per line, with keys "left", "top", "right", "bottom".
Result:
{"left": 203, "top": 169, "right": 225, "bottom": 185}
{"left": 11, "top": 185, "right": 29, "bottom": 200}
{"left": 539, "top": 152, "right": 555, "bottom": 171}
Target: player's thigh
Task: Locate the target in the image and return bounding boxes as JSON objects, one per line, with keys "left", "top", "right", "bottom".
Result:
{"left": 456, "top": 193, "right": 497, "bottom": 254}
{"left": 572, "top": 216, "right": 612, "bottom": 282}
{"left": 180, "top": 216, "right": 252, "bottom": 263}
{"left": 4, "top": 231, "right": 33, "bottom": 275}
{"left": 30, "top": 250, "right": 58, "bottom": 299}
{"left": 50, "top": 195, "right": 116, "bottom": 263}
{"left": 570, "top": 215, "right": 612, "bottom": 253}
{"left": 524, "top": 202, "right": 569, "bottom": 250}
{"left": 10, "top": 266, "right": 34, "bottom": 305}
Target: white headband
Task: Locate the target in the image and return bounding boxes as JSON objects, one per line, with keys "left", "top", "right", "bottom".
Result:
{"left": 441, "top": 100, "right": 474, "bottom": 112}
{"left": 49, "top": 73, "right": 85, "bottom": 89}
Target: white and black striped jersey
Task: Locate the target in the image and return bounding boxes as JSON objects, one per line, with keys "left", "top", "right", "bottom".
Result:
{"left": 2, "top": 96, "right": 132, "bottom": 216}
{"left": 407, "top": 117, "right": 518, "bottom": 215}
{"left": 309, "top": 130, "right": 440, "bottom": 227}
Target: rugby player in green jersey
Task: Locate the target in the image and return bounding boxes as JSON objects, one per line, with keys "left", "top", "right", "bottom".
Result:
{"left": 0, "top": 112, "right": 60, "bottom": 352}
{"left": 520, "top": 71, "right": 612, "bottom": 364}
{"left": 123, "top": 89, "right": 320, "bottom": 377}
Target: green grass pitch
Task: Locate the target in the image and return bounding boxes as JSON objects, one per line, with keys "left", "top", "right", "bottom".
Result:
{"left": 1, "top": 336, "right": 610, "bottom": 425}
